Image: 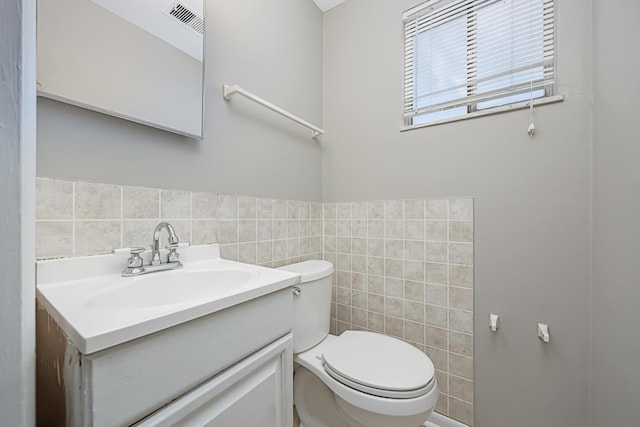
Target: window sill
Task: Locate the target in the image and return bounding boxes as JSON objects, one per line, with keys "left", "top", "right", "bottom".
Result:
{"left": 400, "top": 95, "right": 565, "bottom": 132}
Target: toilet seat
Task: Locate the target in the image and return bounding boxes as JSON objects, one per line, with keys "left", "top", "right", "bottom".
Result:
{"left": 324, "top": 364, "right": 435, "bottom": 399}
{"left": 294, "top": 333, "right": 439, "bottom": 418}
{"left": 322, "top": 331, "right": 435, "bottom": 399}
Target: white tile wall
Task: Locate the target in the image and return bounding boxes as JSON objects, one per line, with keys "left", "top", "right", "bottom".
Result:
{"left": 323, "top": 198, "right": 474, "bottom": 425}
{"left": 35, "top": 178, "right": 323, "bottom": 266}
{"left": 35, "top": 177, "right": 474, "bottom": 426}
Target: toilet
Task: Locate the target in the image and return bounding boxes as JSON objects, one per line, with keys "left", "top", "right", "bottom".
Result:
{"left": 279, "top": 260, "right": 438, "bottom": 427}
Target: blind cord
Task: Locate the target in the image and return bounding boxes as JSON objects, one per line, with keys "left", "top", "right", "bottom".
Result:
{"left": 527, "top": 0, "right": 535, "bottom": 137}
{"left": 528, "top": 80, "right": 535, "bottom": 137}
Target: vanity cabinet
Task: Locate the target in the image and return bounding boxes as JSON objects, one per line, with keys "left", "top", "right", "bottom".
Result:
{"left": 36, "top": 288, "right": 294, "bottom": 427}
{"left": 135, "top": 334, "right": 292, "bottom": 426}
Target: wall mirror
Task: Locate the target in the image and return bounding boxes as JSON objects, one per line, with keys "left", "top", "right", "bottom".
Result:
{"left": 37, "top": 0, "right": 205, "bottom": 139}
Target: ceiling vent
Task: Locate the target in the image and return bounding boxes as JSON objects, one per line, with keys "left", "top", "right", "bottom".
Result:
{"left": 165, "top": 1, "right": 204, "bottom": 35}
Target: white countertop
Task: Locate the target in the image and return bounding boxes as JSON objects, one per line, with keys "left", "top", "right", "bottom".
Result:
{"left": 36, "top": 245, "right": 300, "bottom": 354}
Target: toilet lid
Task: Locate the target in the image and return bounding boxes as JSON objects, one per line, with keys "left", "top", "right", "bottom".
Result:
{"left": 322, "top": 331, "right": 435, "bottom": 398}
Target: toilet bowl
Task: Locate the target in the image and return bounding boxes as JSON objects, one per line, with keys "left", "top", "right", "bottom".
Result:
{"left": 279, "top": 260, "right": 438, "bottom": 427}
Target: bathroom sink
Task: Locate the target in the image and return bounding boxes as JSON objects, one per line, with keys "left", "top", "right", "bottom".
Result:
{"left": 85, "top": 269, "right": 259, "bottom": 309}
{"left": 36, "top": 244, "right": 300, "bottom": 354}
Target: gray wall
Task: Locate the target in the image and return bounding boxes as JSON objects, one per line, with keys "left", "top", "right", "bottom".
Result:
{"left": 38, "top": 0, "right": 203, "bottom": 137}
{"left": 591, "top": 0, "right": 640, "bottom": 425}
{"left": 322, "top": 1, "right": 592, "bottom": 426}
{"left": 37, "top": 0, "right": 323, "bottom": 201}
{"left": 0, "top": 0, "right": 36, "bottom": 425}
{"left": 34, "top": 0, "right": 640, "bottom": 425}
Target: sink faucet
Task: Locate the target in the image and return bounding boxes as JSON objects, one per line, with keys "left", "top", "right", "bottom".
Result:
{"left": 117, "top": 222, "right": 186, "bottom": 277}
{"left": 151, "top": 222, "right": 179, "bottom": 266}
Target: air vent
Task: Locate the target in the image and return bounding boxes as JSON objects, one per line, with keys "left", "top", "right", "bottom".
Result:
{"left": 165, "top": 1, "right": 204, "bottom": 35}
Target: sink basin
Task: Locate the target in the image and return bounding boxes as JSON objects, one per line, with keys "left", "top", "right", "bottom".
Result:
{"left": 85, "top": 269, "right": 260, "bottom": 309}
{"left": 36, "top": 244, "right": 301, "bottom": 354}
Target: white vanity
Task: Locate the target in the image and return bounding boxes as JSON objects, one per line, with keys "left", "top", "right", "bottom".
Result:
{"left": 36, "top": 245, "right": 299, "bottom": 427}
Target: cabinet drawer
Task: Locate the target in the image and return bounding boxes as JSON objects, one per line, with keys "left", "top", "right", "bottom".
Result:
{"left": 135, "top": 334, "right": 293, "bottom": 427}
{"left": 84, "top": 289, "right": 292, "bottom": 427}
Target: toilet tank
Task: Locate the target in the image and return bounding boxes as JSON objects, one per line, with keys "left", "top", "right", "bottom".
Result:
{"left": 278, "top": 260, "right": 334, "bottom": 353}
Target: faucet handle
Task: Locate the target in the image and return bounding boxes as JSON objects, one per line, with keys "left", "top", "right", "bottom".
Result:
{"left": 166, "top": 242, "right": 188, "bottom": 263}
{"left": 127, "top": 247, "right": 146, "bottom": 268}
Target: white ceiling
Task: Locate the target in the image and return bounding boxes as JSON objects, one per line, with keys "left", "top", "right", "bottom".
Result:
{"left": 313, "top": 0, "right": 347, "bottom": 12}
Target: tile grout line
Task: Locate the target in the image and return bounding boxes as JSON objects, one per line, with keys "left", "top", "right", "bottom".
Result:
{"left": 446, "top": 199, "right": 452, "bottom": 416}
{"left": 401, "top": 202, "right": 406, "bottom": 343}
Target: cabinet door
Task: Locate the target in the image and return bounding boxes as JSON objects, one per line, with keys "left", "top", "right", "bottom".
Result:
{"left": 85, "top": 289, "right": 292, "bottom": 427}
{"left": 135, "top": 334, "right": 293, "bottom": 427}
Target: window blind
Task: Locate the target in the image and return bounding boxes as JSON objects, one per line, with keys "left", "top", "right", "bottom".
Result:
{"left": 403, "top": 0, "right": 554, "bottom": 124}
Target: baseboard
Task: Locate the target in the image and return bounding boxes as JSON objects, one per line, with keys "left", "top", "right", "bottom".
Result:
{"left": 299, "top": 408, "right": 468, "bottom": 427}
{"left": 424, "top": 411, "right": 470, "bottom": 427}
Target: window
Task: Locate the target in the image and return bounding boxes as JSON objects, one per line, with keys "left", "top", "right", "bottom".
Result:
{"left": 403, "top": 0, "right": 555, "bottom": 126}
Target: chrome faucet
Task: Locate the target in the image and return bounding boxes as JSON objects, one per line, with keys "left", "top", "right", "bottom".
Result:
{"left": 151, "top": 222, "right": 179, "bottom": 266}
{"left": 118, "top": 222, "right": 186, "bottom": 277}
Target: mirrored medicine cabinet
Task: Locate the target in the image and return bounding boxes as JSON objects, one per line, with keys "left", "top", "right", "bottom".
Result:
{"left": 37, "top": 0, "right": 205, "bottom": 139}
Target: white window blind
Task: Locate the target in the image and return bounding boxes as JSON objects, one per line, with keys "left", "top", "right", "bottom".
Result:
{"left": 403, "top": 0, "right": 555, "bottom": 125}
